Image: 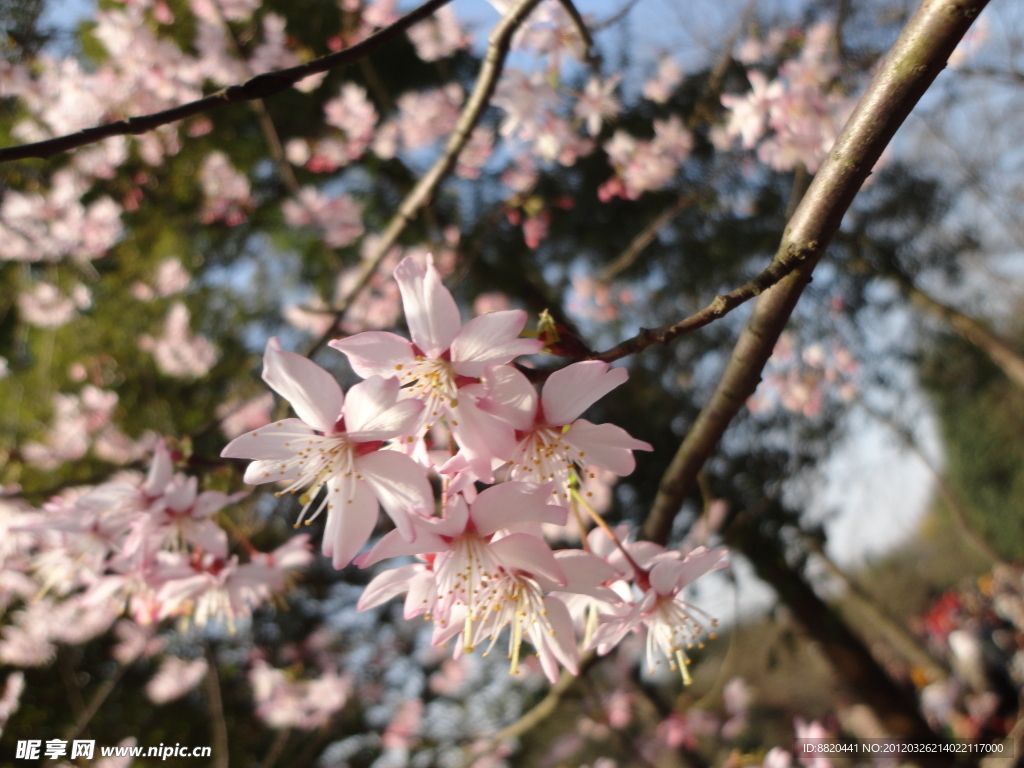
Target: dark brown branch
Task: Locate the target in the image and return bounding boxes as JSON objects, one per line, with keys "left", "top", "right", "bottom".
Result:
{"left": 305, "top": 0, "right": 545, "bottom": 357}
{"left": 0, "top": 0, "right": 456, "bottom": 164}
{"left": 204, "top": 644, "right": 230, "bottom": 768}
{"left": 591, "top": 232, "right": 817, "bottom": 363}
{"left": 641, "top": 0, "right": 990, "bottom": 545}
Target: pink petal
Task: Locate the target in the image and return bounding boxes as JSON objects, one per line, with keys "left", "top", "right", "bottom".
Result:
{"left": 329, "top": 331, "right": 414, "bottom": 379}
{"left": 143, "top": 440, "right": 174, "bottom": 496}
{"left": 436, "top": 494, "right": 470, "bottom": 537}
{"left": 262, "top": 338, "right": 343, "bottom": 433}
{"left": 357, "top": 563, "right": 423, "bottom": 611}
{"left": 676, "top": 546, "right": 729, "bottom": 587}
{"left": 468, "top": 481, "right": 565, "bottom": 538}
{"left": 477, "top": 365, "right": 538, "bottom": 431}
{"left": 552, "top": 550, "right": 618, "bottom": 595}
{"left": 448, "top": 399, "right": 515, "bottom": 481}
{"left": 193, "top": 490, "right": 246, "bottom": 519}
{"left": 530, "top": 596, "right": 578, "bottom": 680}
{"left": 649, "top": 559, "right": 687, "bottom": 596}
{"left": 343, "top": 376, "right": 423, "bottom": 441}
{"left": 404, "top": 569, "right": 436, "bottom": 619}
{"left": 449, "top": 310, "right": 543, "bottom": 377}
{"left": 355, "top": 525, "right": 448, "bottom": 568}
{"left": 321, "top": 478, "right": 378, "bottom": 569}
{"left": 563, "top": 419, "right": 653, "bottom": 475}
{"left": 355, "top": 449, "right": 433, "bottom": 540}
{"left": 394, "top": 255, "right": 461, "bottom": 357}
{"left": 221, "top": 418, "right": 317, "bottom": 460}
{"left": 541, "top": 361, "right": 627, "bottom": 426}
{"left": 488, "top": 533, "right": 565, "bottom": 585}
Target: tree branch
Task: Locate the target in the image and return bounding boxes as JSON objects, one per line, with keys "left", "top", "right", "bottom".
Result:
{"left": 0, "top": 0, "right": 456, "bottom": 164}
{"left": 305, "top": 0, "right": 545, "bottom": 357}
{"left": 599, "top": 195, "right": 692, "bottom": 284}
{"left": 641, "top": 0, "right": 990, "bottom": 545}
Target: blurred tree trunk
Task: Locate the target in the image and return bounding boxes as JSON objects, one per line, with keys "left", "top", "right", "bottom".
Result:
{"left": 726, "top": 512, "right": 948, "bottom": 755}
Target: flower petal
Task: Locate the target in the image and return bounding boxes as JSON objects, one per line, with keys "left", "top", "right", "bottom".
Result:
{"left": 221, "top": 418, "right": 317, "bottom": 460}
{"left": 243, "top": 459, "right": 301, "bottom": 485}
{"left": 564, "top": 419, "right": 653, "bottom": 476}
{"left": 394, "top": 255, "right": 461, "bottom": 357}
{"left": 448, "top": 399, "right": 515, "bottom": 482}
{"left": 541, "top": 361, "right": 627, "bottom": 426}
{"left": 529, "top": 596, "right": 578, "bottom": 681}
{"left": 404, "top": 569, "right": 436, "bottom": 619}
{"left": 321, "top": 478, "right": 378, "bottom": 569}
{"left": 329, "top": 331, "right": 415, "bottom": 379}
{"left": 357, "top": 563, "right": 423, "bottom": 611}
{"left": 477, "top": 365, "right": 538, "bottom": 431}
{"left": 676, "top": 546, "right": 729, "bottom": 587}
{"left": 355, "top": 449, "right": 433, "bottom": 540}
{"left": 469, "top": 481, "right": 565, "bottom": 538}
{"left": 449, "top": 310, "right": 543, "bottom": 376}
{"left": 355, "top": 526, "right": 448, "bottom": 568}
{"left": 540, "top": 550, "right": 617, "bottom": 597}
{"left": 144, "top": 440, "right": 174, "bottom": 496}
{"left": 262, "top": 338, "right": 343, "bottom": 433}
{"left": 344, "top": 376, "right": 423, "bottom": 441}
{"left": 488, "top": 533, "right": 565, "bottom": 585}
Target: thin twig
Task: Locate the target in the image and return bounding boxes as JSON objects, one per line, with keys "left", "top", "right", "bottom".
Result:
{"left": 553, "top": 0, "right": 597, "bottom": 65}
{"left": 641, "top": 0, "right": 990, "bottom": 545}
{"left": 204, "top": 644, "right": 230, "bottom": 768}
{"left": 305, "top": 0, "right": 546, "bottom": 358}
{"left": 0, "top": 0, "right": 456, "bottom": 164}
{"left": 599, "top": 195, "right": 692, "bottom": 283}
{"left": 63, "top": 663, "right": 127, "bottom": 741}
{"left": 211, "top": 0, "right": 301, "bottom": 194}
{"left": 260, "top": 728, "right": 291, "bottom": 768}
{"left": 590, "top": 0, "right": 641, "bottom": 32}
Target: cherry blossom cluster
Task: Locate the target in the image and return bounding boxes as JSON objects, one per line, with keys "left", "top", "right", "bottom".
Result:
{"left": 715, "top": 22, "right": 858, "bottom": 173}
{"left": 0, "top": 440, "right": 309, "bottom": 705}
{"left": 222, "top": 254, "right": 728, "bottom": 682}
{"left": 746, "top": 331, "right": 858, "bottom": 418}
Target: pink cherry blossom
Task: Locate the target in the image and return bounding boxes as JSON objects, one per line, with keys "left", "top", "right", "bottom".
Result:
{"left": 479, "top": 362, "right": 652, "bottom": 505}
{"left": 407, "top": 6, "right": 471, "bottom": 62}
{"left": 643, "top": 56, "right": 683, "bottom": 104}
{"left": 249, "top": 660, "right": 349, "bottom": 729}
{"left": 200, "top": 151, "right": 254, "bottom": 225}
{"left": 589, "top": 547, "right": 727, "bottom": 682}
{"left": 146, "top": 656, "right": 208, "bottom": 704}
{"left": 138, "top": 302, "right": 218, "bottom": 378}
{"left": 221, "top": 338, "right": 432, "bottom": 567}
{"left": 574, "top": 76, "right": 621, "bottom": 137}
{"left": 330, "top": 254, "right": 543, "bottom": 479}
{"left": 282, "top": 187, "right": 365, "bottom": 248}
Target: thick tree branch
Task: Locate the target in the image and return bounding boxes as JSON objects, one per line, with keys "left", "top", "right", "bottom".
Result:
{"left": 0, "top": 0, "right": 456, "bottom": 164}
{"left": 306, "top": 0, "right": 545, "bottom": 357}
{"left": 641, "top": 0, "right": 990, "bottom": 545}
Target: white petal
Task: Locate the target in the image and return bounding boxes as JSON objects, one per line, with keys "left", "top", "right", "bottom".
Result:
{"left": 343, "top": 376, "right": 422, "bottom": 440}
{"left": 563, "top": 419, "right": 653, "bottom": 476}
{"left": 144, "top": 440, "right": 174, "bottom": 495}
{"left": 448, "top": 399, "right": 516, "bottom": 482}
{"left": 221, "top": 419, "right": 317, "bottom": 460}
{"left": 394, "top": 255, "right": 461, "bottom": 357}
{"left": 449, "top": 310, "right": 543, "bottom": 377}
{"left": 355, "top": 450, "right": 434, "bottom": 539}
{"left": 321, "top": 479, "right": 378, "bottom": 569}
{"left": 649, "top": 559, "right": 687, "bottom": 595}
{"left": 469, "top": 481, "right": 565, "bottom": 538}
{"left": 262, "top": 338, "right": 343, "bottom": 433}
{"left": 243, "top": 459, "right": 301, "bottom": 485}
{"left": 541, "top": 361, "right": 627, "bottom": 426}
{"left": 531, "top": 596, "right": 578, "bottom": 679}
{"left": 329, "top": 331, "right": 414, "bottom": 379}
